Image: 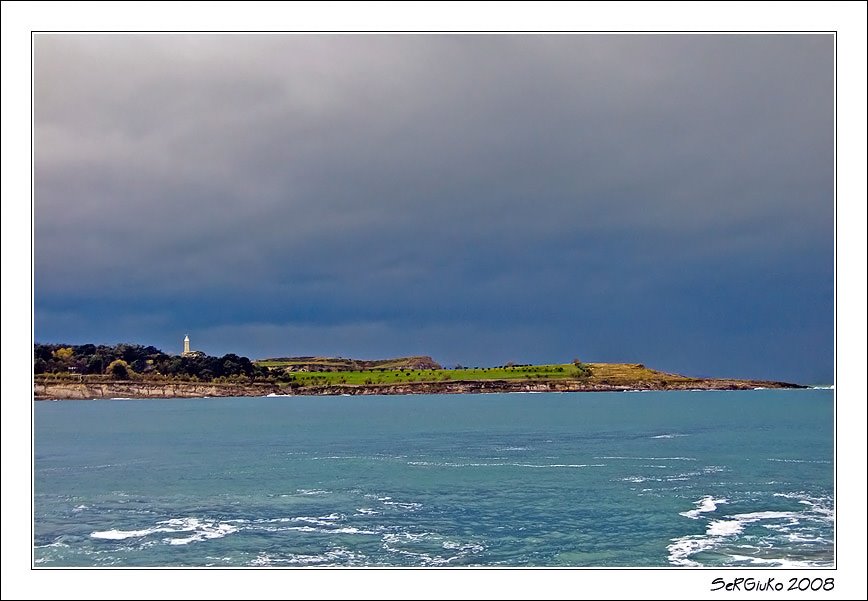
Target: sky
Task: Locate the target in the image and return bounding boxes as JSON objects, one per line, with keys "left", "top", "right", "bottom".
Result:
{"left": 33, "top": 34, "right": 834, "bottom": 382}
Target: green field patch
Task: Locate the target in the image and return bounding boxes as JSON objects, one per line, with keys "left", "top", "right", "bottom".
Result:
{"left": 269, "top": 364, "right": 590, "bottom": 388}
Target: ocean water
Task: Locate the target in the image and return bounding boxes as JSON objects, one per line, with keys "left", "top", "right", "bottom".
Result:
{"left": 34, "top": 389, "right": 833, "bottom": 567}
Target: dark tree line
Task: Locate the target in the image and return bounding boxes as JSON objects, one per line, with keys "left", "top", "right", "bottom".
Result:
{"left": 33, "top": 343, "right": 269, "bottom": 381}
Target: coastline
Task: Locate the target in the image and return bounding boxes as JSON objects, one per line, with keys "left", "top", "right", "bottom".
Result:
{"left": 34, "top": 377, "right": 805, "bottom": 401}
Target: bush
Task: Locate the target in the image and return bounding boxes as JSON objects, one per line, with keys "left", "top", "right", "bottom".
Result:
{"left": 106, "top": 359, "right": 132, "bottom": 380}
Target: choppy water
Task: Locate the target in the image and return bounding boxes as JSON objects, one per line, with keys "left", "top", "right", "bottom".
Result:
{"left": 34, "top": 389, "right": 833, "bottom": 567}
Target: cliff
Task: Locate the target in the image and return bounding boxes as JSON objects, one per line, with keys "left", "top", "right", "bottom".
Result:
{"left": 34, "top": 376, "right": 802, "bottom": 401}
{"left": 34, "top": 380, "right": 280, "bottom": 400}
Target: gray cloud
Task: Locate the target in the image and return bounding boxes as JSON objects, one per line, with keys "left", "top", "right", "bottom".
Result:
{"left": 34, "top": 34, "right": 833, "bottom": 381}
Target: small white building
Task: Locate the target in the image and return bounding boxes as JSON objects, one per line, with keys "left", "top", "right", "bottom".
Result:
{"left": 181, "top": 335, "right": 204, "bottom": 358}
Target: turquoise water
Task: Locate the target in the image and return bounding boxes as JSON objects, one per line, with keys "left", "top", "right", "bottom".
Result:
{"left": 34, "top": 389, "right": 834, "bottom": 567}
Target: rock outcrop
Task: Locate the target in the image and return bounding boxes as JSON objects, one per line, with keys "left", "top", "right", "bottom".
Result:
{"left": 34, "top": 380, "right": 280, "bottom": 400}
{"left": 35, "top": 376, "right": 803, "bottom": 400}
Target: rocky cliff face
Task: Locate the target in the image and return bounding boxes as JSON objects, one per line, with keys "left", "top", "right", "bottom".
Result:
{"left": 34, "top": 380, "right": 280, "bottom": 400}
{"left": 35, "top": 377, "right": 801, "bottom": 400}
{"left": 287, "top": 378, "right": 802, "bottom": 396}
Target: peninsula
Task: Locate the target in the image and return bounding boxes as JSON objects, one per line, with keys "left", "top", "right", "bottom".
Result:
{"left": 33, "top": 343, "right": 804, "bottom": 400}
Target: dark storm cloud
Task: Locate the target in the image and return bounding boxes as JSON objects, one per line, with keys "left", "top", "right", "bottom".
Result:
{"left": 34, "top": 34, "right": 833, "bottom": 381}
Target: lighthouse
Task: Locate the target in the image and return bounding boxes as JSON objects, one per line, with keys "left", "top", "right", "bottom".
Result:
{"left": 181, "top": 335, "right": 204, "bottom": 358}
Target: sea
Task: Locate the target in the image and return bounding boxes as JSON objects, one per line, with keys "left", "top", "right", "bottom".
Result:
{"left": 34, "top": 389, "right": 834, "bottom": 568}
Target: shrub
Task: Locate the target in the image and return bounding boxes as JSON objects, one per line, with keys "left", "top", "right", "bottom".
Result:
{"left": 106, "top": 359, "right": 132, "bottom": 380}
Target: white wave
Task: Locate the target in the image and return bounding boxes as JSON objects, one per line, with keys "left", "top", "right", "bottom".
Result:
{"left": 772, "top": 491, "right": 832, "bottom": 502}
{"left": 517, "top": 463, "right": 604, "bottom": 468}
{"left": 265, "top": 393, "right": 293, "bottom": 397}
{"left": 651, "top": 433, "right": 689, "bottom": 439}
{"left": 785, "top": 532, "right": 823, "bottom": 543}
{"left": 811, "top": 385, "right": 834, "bottom": 390}
{"left": 442, "top": 540, "right": 485, "bottom": 554}
{"left": 766, "top": 458, "right": 831, "bottom": 464}
{"left": 283, "top": 525, "right": 378, "bottom": 535}
{"left": 383, "top": 531, "right": 433, "bottom": 543}
{"left": 495, "top": 446, "right": 530, "bottom": 451}
{"left": 109, "top": 397, "right": 133, "bottom": 400}
{"left": 34, "top": 538, "right": 68, "bottom": 549}
{"left": 257, "top": 513, "right": 380, "bottom": 535}
{"left": 72, "top": 504, "right": 88, "bottom": 513}
{"left": 251, "top": 548, "right": 365, "bottom": 566}
{"left": 330, "top": 527, "right": 377, "bottom": 535}
{"left": 311, "top": 456, "right": 362, "bottom": 460}
{"left": 407, "top": 460, "right": 603, "bottom": 469}
{"left": 296, "top": 488, "right": 330, "bottom": 495}
{"left": 701, "top": 510, "right": 801, "bottom": 539}
{"left": 667, "top": 536, "right": 717, "bottom": 567}
{"left": 382, "top": 500, "right": 423, "bottom": 510}
{"left": 382, "top": 532, "right": 451, "bottom": 566}
{"left": 291, "top": 513, "right": 345, "bottom": 527}
{"left": 380, "top": 531, "right": 485, "bottom": 566}
{"left": 596, "top": 456, "right": 697, "bottom": 461}
{"left": 732, "top": 510, "right": 801, "bottom": 521}
{"left": 707, "top": 520, "right": 744, "bottom": 536}
{"left": 725, "top": 554, "right": 832, "bottom": 568}
{"left": 772, "top": 492, "right": 834, "bottom": 519}
{"left": 91, "top": 527, "right": 168, "bottom": 540}
{"left": 680, "top": 496, "right": 728, "bottom": 519}
{"left": 165, "top": 522, "right": 237, "bottom": 545}
{"left": 669, "top": 502, "right": 832, "bottom": 567}
{"left": 620, "top": 470, "right": 704, "bottom": 483}
{"left": 356, "top": 508, "right": 380, "bottom": 515}
{"left": 284, "top": 525, "right": 318, "bottom": 533}
{"left": 91, "top": 517, "right": 238, "bottom": 545}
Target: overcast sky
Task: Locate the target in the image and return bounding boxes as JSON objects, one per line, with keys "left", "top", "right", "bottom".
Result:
{"left": 33, "top": 34, "right": 833, "bottom": 381}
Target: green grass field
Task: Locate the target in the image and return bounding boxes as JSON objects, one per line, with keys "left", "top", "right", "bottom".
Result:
{"left": 252, "top": 359, "right": 698, "bottom": 389}
{"left": 258, "top": 363, "right": 583, "bottom": 387}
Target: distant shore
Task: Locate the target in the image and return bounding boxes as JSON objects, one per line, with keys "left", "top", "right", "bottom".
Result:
{"left": 34, "top": 377, "right": 805, "bottom": 401}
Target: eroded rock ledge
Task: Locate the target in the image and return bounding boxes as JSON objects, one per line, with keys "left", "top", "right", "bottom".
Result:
{"left": 35, "top": 377, "right": 804, "bottom": 400}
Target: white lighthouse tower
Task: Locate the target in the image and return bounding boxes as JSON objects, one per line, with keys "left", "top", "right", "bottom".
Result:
{"left": 181, "top": 334, "right": 204, "bottom": 358}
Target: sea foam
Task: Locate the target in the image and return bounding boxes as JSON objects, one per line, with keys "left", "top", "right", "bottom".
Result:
{"left": 680, "top": 496, "right": 728, "bottom": 519}
{"left": 91, "top": 517, "right": 238, "bottom": 545}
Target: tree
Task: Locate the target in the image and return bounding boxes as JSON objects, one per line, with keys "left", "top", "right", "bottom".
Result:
{"left": 53, "top": 347, "right": 74, "bottom": 362}
{"left": 572, "top": 359, "right": 592, "bottom": 378}
{"left": 107, "top": 359, "right": 132, "bottom": 380}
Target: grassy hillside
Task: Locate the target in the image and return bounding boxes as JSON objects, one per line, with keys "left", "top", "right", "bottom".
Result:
{"left": 255, "top": 361, "right": 694, "bottom": 389}
{"left": 583, "top": 363, "right": 695, "bottom": 386}
{"left": 271, "top": 364, "right": 579, "bottom": 387}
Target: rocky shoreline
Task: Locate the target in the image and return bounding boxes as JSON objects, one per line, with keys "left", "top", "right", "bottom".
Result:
{"left": 34, "top": 377, "right": 805, "bottom": 400}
